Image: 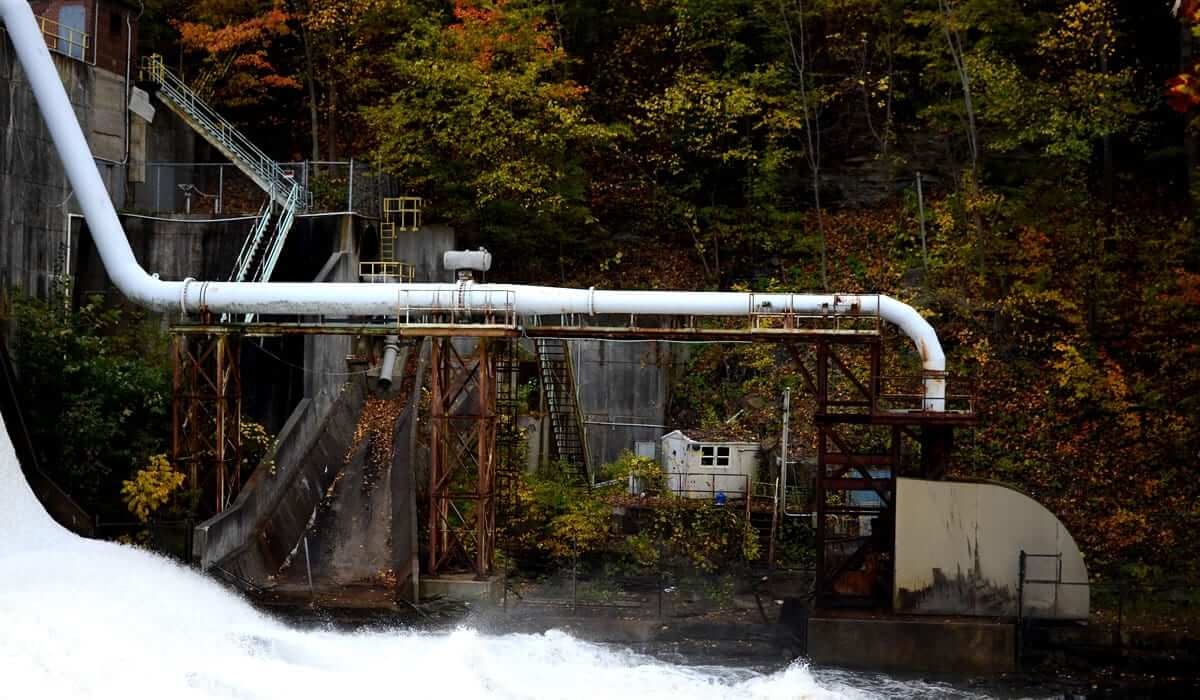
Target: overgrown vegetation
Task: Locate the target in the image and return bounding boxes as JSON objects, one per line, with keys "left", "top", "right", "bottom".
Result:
{"left": 501, "top": 453, "right": 761, "bottom": 577}
{"left": 9, "top": 286, "right": 171, "bottom": 520}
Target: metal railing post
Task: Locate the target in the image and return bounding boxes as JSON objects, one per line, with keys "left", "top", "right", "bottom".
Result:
{"left": 1016, "top": 550, "right": 1026, "bottom": 668}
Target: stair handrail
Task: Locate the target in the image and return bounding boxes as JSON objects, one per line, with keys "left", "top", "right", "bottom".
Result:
{"left": 256, "top": 181, "right": 301, "bottom": 283}
{"left": 561, "top": 341, "right": 592, "bottom": 484}
{"left": 140, "top": 55, "right": 304, "bottom": 207}
{"left": 535, "top": 339, "right": 570, "bottom": 468}
{"left": 230, "top": 199, "right": 273, "bottom": 283}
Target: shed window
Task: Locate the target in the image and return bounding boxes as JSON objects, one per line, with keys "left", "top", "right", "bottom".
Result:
{"left": 700, "top": 445, "right": 731, "bottom": 468}
{"left": 57, "top": 5, "right": 87, "bottom": 60}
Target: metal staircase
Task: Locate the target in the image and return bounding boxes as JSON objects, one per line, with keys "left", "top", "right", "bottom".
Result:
{"left": 495, "top": 342, "right": 522, "bottom": 520}
{"left": 535, "top": 338, "right": 590, "bottom": 485}
{"left": 140, "top": 54, "right": 306, "bottom": 290}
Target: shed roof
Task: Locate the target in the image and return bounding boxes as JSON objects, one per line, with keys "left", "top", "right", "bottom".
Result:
{"left": 661, "top": 429, "right": 761, "bottom": 446}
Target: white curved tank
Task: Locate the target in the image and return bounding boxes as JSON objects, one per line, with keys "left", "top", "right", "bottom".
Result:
{"left": 893, "top": 478, "right": 1089, "bottom": 620}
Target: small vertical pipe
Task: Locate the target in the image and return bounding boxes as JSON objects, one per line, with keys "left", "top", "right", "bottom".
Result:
{"left": 815, "top": 424, "right": 827, "bottom": 605}
{"left": 1017, "top": 550, "right": 1026, "bottom": 667}
{"left": 347, "top": 157, "right": 354, "bottom": 212}
{"left": 217, "top": 165, "right": 224, "bottom": 214}
{"left": 870, "top": 341, "right": 881, "bottom": 413}
{"left": 768, "top": 476, "right": 779, "bottom": 568}
{"left": 377, "top": 335, "right": 401, "bottom": 389}
{"left": 303, "top": 535, "right": 314, "bottom": 601}
{"left": 215, "top": 334, "right": 227, "bottom": 513}
{"left": 780, "top": 389, "right": 790, "bottom": 513}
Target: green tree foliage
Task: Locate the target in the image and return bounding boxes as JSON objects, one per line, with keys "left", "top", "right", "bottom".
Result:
{"left": 10, "top": 289, "right": 170, "bottom": 519}
{"left": 363, "top": 1, "right": 615, "bottom": 256}
{"left": 599, "top": 449, "right": 666, "bottom": 492}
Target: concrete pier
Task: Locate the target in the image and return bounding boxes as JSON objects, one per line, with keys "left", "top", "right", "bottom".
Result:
{"left": 421, "top": 574, "right": 505, "bottom": 605}
{"left": 807, "top": 613, "right": 1016, "bottom": 674}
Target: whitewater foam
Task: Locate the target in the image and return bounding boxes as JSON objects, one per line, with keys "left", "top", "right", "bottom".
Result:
{"left": 0, "top": 415, "right": 997, "bottom": 699}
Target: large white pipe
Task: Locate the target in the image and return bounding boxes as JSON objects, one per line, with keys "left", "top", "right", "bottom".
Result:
{"left": 1, "top": 0, "right": 946, "bottom": 410}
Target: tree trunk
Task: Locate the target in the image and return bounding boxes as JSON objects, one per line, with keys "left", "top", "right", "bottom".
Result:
{"left": 813, "top": 177, "right": 829, "bottom": 290}
{"left": 779, "top": 0, "right": 829, "bottom": 290}
{"left": 940, "top": 0, "right": 985, "bottom": 282}
{"left": 294, "top": 6, "right": 321, "bottom": 163}
{"left": 1093, "top": 51, "right": 1115, "bottom": 338}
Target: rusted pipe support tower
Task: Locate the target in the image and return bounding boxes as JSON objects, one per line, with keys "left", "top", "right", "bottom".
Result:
{"left": 428, "top": 337, "right": 498, "bottom": 578}
{"left": 787, "top": 337, "right": 973, "bottom": 609}
{"left": 171, "top": 328, "right": 243, "bottom": 517}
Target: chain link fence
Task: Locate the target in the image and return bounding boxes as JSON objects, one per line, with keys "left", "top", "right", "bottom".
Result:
{"left": 129, "top": 161, "right": 401, "bottom": 217}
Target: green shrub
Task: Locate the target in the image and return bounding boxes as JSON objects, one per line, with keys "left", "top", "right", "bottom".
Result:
{"left": 599, "top": 450, "right": 665, "bottom": 492}
{"left": 10, "top": 285, "right": 170, "bottom": 519}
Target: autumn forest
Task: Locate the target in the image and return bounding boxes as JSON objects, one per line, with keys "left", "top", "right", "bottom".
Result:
{"left": 135, "top": 0, "right": 1200, "bottom": 580}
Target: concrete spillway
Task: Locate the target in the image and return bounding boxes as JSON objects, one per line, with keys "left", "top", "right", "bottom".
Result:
{"left": 195, "top": 343, "right": 421, "bottom": 605}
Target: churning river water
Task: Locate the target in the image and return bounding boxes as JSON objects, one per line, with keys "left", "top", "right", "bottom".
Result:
{"left": 0, "top": 416, "right": 1032, "bottom": 699}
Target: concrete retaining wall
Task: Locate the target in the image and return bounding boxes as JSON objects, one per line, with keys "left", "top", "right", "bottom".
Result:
{"left": 807, "top": 615, "right": 1016, "bottom": 674}
{"left": 0, "top": 33, "right": 196, "bottom": 300}
{"left": 391, "top": 224, "right": 456, "bottom": 283}
{"left": 570, "top": 339, "right": 674, "bottom": 469}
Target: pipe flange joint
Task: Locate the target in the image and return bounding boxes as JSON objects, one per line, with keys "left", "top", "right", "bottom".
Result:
{"left": 179, "top": 277, "right": 196, "bottom": 316}
{"left": 198, "top": 281, "right": 211, "bottom": 315}
{"left": 588, "top": 286, "right": 596, "bottom": 316}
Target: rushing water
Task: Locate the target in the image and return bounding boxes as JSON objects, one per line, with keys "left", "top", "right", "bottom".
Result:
{"left": 0, "top": 417, "right": 1006, "bottom": 699}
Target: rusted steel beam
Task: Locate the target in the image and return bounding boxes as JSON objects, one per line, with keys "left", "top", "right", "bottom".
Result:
{"left": 821, "top": 478, "right": 895, "bottom": 492}
{"left": 823, "top": 504, "right": 893, "bottom": 514}
{"left": 825, "top": 454, "right": 894, "bottom": 466}
{"left": 828, "top": 346, "right": 873, "bottom": 403}
{"left": 168, "top": 322, "right": 882, "bottom": 343}
{"left": 526, "top": 326, "right": 880, "bottom": 342}
{"left": 813, "top": 411, "right": 975, "bottom": 426}
{"left": 170, "top": 322, "right": 520, "bottom": 338}
{"left": 784, "top": 343, "right": 818, "bottom": 395}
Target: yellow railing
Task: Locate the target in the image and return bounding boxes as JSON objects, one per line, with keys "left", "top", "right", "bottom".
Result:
{"left": 38, "top": 15, "right": 90, "bottom": 62}
{"left": 359, "top": 261, "right": 415, "bottom": 284}
{"left": 383, "top": 196, "right": 423, "bottom": 232}
{"left": 139, "top": 53, "right": 165, "bottom": 83}
{"left": 380, "top": 221, "right": 397, "bottom": 262}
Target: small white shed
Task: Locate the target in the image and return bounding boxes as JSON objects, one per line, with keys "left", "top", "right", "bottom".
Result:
{"left": 659, "top": 430, "right": 762, "bottom": 500}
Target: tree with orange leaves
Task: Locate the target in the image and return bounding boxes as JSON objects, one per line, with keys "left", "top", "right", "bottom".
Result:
{"left": 174, "top": 2, "right": 301, "bottom": 108}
